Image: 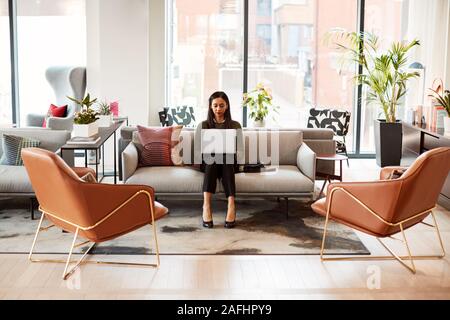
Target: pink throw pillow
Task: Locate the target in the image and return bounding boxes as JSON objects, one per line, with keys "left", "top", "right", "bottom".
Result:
{"left": 137, "top": 125, "right": 183, "bottom": 166}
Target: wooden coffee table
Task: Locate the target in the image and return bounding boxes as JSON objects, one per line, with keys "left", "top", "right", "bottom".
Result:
{"left": 316, "top": 154, "right": 349, "bottom": 198}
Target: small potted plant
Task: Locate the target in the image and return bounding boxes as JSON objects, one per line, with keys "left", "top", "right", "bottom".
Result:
{"left": 68, "top": 93, "right": 98, "bottom": 111}
{"left": 428, "top": 84, "right": 450, "bottom": 134}
{"left": 68, "top": 94, "right": 99, "bottom": 137}
{"left": 96, "top": 100, "right": 113, "bottom": 127}
{"left": 243, "top": 83, "right": 279, "bottom": 127}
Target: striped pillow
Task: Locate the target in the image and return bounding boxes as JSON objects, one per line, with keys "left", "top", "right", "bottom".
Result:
{"left": 137, "top": 126, "right": 181, "bottom": 166}
{"left": 0, "top": 134, "right": 41, "bottom": 166}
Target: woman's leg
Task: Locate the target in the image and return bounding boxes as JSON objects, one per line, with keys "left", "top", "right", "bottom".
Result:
{"left": 226, "top": 196, "right": 236, "bottom": 223}
{"left": 203, "top": 192, "right": 213, "bottom": 222}
{"left": 202, "top": 164, "right": 219, "bottom": 222}
{"left": 221, "top": 164, "right": 236, "bottom": 223}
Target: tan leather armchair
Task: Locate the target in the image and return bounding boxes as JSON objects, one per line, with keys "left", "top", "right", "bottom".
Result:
{"left": 22, "top": 148, "right": 168, "bottom": 280}
{"left": 312, "top": 147, "right": 450, "bottom": 273}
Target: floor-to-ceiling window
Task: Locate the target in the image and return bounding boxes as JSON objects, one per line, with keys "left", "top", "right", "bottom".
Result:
{"left": 0, "top": 0, "right": 12, "bottom": 126}
{"left": 16, "top": 0, "right": 86, "bottom": 126}
{"left": 168, "top": 0, "right": 244, "bottom": 123}
{"left": 168, "top": 0, "right": 358, "bottom": 151}
{"left": 248, "top": 0, "right": 357, "bottom": 141}
{"left": 359, "top": 0, "right": 405, "bottom": 153}
{"left": 358, "top": 0, "right": 449, "bottom": 154}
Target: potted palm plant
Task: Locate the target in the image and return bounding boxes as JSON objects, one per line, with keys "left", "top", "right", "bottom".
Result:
{"left": 428, "top": 85, "right": 450, "bottom": 134}
{"left": 96, "top": 101, "right": 113, "bottom": 127}
{"left": 328, "top": 30, "right": 420, "bottom": 167}
{"left": 68, "top": 94, "right": 99, "bottom": 137}
{"left": 243, "top": 83, "right": 279, "bottom": 127}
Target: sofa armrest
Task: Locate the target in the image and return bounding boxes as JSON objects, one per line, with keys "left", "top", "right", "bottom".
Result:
{"left": 122, "top": 142, "right": 139, "bottom": 182}
{"left": 302, "top": 128, "right": 335, "bottom": 140}
{"left": 297, "top": 143, "right": 316, "bottom": 183}
{"left": 47, "top": 116, "right": 74, "bottom": 131}
{"left": 304, "top": 140, "right": 336, "bottom": 176}
{"left": 26, "top": 113, "right": 45, "bottom": 127}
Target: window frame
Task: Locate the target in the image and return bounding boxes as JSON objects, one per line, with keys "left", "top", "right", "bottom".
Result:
{"left": 7, "top": 0, "right": 374, "bottom": 157}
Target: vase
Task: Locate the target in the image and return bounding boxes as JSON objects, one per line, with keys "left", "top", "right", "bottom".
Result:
{"left": 374, "top": 119, "right": 403, "bottom": 167}
{"left": 73, "top": 121, "right": 99, "bottom": 137}
{"left": 252, "top": 119, "right": 266, "bottom": 128}
{"left": 97, "top": 114, "right": 113, "bottom": 127}
{"left": 444, "top": 117, "right": 450, "bottom": 135}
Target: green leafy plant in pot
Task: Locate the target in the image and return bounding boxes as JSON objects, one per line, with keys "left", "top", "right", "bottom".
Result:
{"left": 243, "top": 83, "right": 279, "bottom": 127}
{"left": 327, "top": 30, "right": 420, "bottom": 166}
{"left": 95, "top": 100, "right": 113, "bottom": 127}
{"left": 73, "top": 108, "right": 99, "bottom": 125}
{"left": 68, "top": 93, "right": 100, "bottom": 137}
{"left": 68, "top": 93, "right": 98, "bottom": 114}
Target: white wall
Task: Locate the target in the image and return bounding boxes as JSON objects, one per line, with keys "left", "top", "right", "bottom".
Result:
{"left": 86, "top": 0, "right": 149, "bottom": 126}
{"left": 148, "top": 0, "right": 166, "bottom": 126}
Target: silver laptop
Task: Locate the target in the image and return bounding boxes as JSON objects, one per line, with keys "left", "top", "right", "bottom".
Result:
{"left": 201, "top": 129, "right": 237, "bottom": 154}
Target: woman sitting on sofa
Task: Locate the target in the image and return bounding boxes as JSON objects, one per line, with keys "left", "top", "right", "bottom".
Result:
{"left": 195, "top": 91, "right": 244, "bottom": 229}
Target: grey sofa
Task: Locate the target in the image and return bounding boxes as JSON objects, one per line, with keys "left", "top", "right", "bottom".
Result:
{"left": 26, "top": 66, "right": 87, "bottom": 131}
{"left": 0, "top": 128, "right": 71, "bottom": 216}
{"left": 121, "top": 127, "right": 336, "bottom": 206}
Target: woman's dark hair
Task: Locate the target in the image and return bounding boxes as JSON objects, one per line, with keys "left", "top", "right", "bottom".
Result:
{"left": 207, "top": 91, "right": 233, "bottom": 129}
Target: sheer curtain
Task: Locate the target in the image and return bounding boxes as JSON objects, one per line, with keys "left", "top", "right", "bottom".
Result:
{"left": 405, "top": 0, "right": 450, "bottom": 90}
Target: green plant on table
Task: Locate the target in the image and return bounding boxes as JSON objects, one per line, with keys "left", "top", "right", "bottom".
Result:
{"left": 96, "top": 101, "right": 112, "bottom": 116}
{"left": 73, "top": 108, "right": 99, "bottom": 125}
{"left": 67, "top": 93, "right": 98, "bottom": 111}
{"left": 428, "top": 87, "right": 450, "bottom": 117}
{"left": 243, "top": 83, "right": 279, "bottom": 123}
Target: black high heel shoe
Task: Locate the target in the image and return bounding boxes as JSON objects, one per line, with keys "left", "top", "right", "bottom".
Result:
{"left": 224, "top": 220, "right": 236, "bottom": 229}
{"left": 203, "top": 219, "right": 214, "bottom": 228}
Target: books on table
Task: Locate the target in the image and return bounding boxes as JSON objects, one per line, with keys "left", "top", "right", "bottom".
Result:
{"left": 66, "top": 135, "right": 101, "bottom": 145}
{"left": 431, "top": 105, "right": 448, "bottom": 129}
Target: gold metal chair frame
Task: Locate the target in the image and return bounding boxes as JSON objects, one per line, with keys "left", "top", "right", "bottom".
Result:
{"left": 29, "top": 190, "right": 160, "bottom": 280}
{"left": 320, "top": 187, "right": 446, "bottom": 274}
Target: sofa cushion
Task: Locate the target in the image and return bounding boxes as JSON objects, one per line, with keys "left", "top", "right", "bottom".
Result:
{"left": 0, "top": 165, "right": 33, "bottom": 193}
{"left": 249, "top": 131, "right": 303, "bottom": 166}
{"left": 126, "top": 165, "right": 313, "bottom": 195}
{"left": 232, "top": 165, "right": 314, "bottom": 194}
{"left": 0, "top": 128, "right": 71, "bottom": 157}
{"left": 126, "top": 166, "right": 210, "bottom": 193}
{"left": 1, "top": 134, "right": 41, "bottom": 166}
{"left": 278, "top": 132, "right": 303, "bottom": 165}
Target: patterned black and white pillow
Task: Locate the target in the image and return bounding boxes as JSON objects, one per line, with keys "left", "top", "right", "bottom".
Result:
{"left": 0, "top": 134, "right": 41, "bottom": 166}
{"left": 307, "top": 108, "right": 351, "bottom": 136}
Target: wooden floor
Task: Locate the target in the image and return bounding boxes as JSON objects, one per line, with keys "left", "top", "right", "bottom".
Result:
{"left": 1, "top": 159, "right": 450, "bottom": 300}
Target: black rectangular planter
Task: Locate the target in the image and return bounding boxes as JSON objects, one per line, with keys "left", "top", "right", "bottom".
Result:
{"left": 374, "top": 119, "right": 403, "bottom": 167}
